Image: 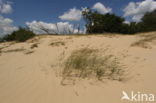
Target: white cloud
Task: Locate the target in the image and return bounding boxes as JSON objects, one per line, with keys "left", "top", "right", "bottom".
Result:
{"left": 26, "top": 21, "right": 83, "bottom": 34}
{"left": 123, "top": 20, "right": 130, "bottom": 24}
{"left": 0, "top": 0, "right": 12, "bottom": 14}
{"left": 1, "top": 3, "right": 12, "bottom": 13}
{"left": 123, "top": 0, "right": 156, "bottom": 22}
{"left": 0, "top": 16, "right": 18, "bottom": 37}
{"left": 59, "top": 8, "right": 82, "bottom": 21}
{"left": 92, "top": 2, "right": 112, "bottom": 14}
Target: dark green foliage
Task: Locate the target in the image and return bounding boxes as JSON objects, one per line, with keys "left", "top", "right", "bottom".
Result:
{"left": 82, "top": 9, "right": 125, "bottom": 33}
{"left": 0, "top": 37, "right": 3, "bottom": 42}
{"left": 128, "top": 22, "right": 138, "bottom": 34}
{"left": 2, "top": 28, "right": 35, "bottom": 42}
{"left": 2, "top": 32, "right": 16, "bottom": 41}
{"left": 82, "top": 8, "right": 156, "bottom": 34}
{"left": 121, "top": 22, "right": 138, "bottom": 34}
{"left": 139, "top": 10, "right": 156, "bottom": 32}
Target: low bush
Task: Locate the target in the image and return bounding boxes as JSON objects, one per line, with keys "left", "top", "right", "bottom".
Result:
{"left": 3, "top": 28, "right": 35, "bottom": 42}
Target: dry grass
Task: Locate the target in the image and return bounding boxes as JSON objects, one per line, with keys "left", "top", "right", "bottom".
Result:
{"left": 31, "top": 43, "right": 38, "bottom": 49}
{"left": 131, "top": 33, "right": 156, "bottom": 48}
{"left": 50, "top": 41, "right": 65, "bottom": 46}
{"left": 2, "top": 48, "right": 26, "bottom": 53}
{"left": 62, "top": 48, "right": 124, "bottom": 84}
{"left": 24, "top": 50, "right": 34, "bottom": 55}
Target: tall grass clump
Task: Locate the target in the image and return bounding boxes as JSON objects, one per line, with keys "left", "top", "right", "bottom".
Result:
{"left": 62, "top": 48, "right": 124, "bottom": 82}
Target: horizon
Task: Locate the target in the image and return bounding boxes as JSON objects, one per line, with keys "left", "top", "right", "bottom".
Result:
{"left": 0, "top": 0, "right": 156, "bottom": 36}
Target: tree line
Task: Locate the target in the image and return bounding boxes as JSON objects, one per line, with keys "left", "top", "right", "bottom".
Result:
{"left": 82, "top": 8, "right": 156, "bottom": 34}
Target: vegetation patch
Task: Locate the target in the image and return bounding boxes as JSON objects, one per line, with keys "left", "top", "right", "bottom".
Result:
{"left": 50, "top": 41, "right": 65, "bottom": 46}
{"left": 83, "top": 8, "right": 156, "bottom": 34}
{"left": 31, "top": 43, "right": 38, "bottom": 49}
{"left": 2, "top": 28, "right": 35, "bottom": 42}
{"left": 131, "top": 33, "right": 156, "bottom": 48}
{"left": 62, "top": 48, "right": 124, "bottom": 85}
{"left": 24, "top": 50, "right": 34, "bottom": 55}
{"left": 2, "top": 48, "right": 26, "bottom": 53}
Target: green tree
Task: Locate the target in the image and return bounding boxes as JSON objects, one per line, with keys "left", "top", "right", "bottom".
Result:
{"left": 140, "top": 10, "right": 156, "bottom": 32}
{"left": 82, "top": 8, "right": 125, "bottom": 34}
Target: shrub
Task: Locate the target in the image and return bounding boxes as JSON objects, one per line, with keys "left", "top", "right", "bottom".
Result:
{"left": 2, "top": 33, "right": 16, "bottom": 41}
{"left": 3, "top": 28, "right": 35, "bottom": 42}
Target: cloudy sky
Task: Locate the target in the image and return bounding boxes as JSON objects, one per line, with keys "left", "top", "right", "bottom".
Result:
{"left": 1, "top": 0, "right": 156, "bottom": 36}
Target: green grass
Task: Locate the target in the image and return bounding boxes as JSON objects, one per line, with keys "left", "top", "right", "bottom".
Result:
{"left": 62, "top": 48, "right": 124, "bottom": 82}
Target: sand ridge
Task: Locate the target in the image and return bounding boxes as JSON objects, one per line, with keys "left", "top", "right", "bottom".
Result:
{"left": 0, "top": 33, "right": 156, "bottom": 103}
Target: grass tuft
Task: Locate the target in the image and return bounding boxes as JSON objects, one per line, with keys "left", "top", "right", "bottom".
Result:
{"left": 25, "top": 51, "right": 34, "bottom": 55}
{"left": 2, "top": 48, "right": 26, "bottom": 53}
{"left": 50, "top": 41, "right": 65, "bottom": 46}
{"left": 62, "top": 48, "right": 124, "bottom": 83}
{"left": 131, "top": 33, "right": 156, "bottom": 48}
{"left": 31, "top": 43, "right": 38, "bottom": 49}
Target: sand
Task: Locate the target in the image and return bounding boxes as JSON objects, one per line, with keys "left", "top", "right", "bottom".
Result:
{"left": 0, "top": 32, "right": 156, "bottom": 103}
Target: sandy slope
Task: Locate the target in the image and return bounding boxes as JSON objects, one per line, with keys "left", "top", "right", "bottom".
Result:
{"left": 0, "top": 33, "right": 156, "bottom": 103}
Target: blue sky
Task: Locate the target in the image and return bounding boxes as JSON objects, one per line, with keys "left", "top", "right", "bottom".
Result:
{"left": 1, "top": 0, "right": 156, "bottom": 36}
{"left": 5, "top": 0, "right": 141, "bottom": 26}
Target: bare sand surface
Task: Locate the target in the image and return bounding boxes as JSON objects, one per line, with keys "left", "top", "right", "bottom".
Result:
{"left": 0, "top": 32, "right": 156, "bottom": 103}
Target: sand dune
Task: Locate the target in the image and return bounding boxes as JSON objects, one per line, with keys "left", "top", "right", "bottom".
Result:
{"left": 0, "top": 32, "right": 156, "bottom": 103}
